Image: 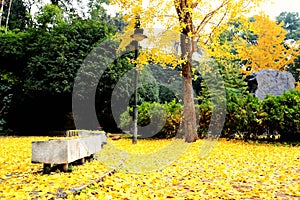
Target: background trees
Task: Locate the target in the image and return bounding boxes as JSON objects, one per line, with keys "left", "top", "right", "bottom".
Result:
{"left": 0, "top": 2, "right": 120, "bottom": 133}
{"left": 276, "top": 12, "right": 300, "bottom": 40}
{"left": 208, "top": 13, "right": 300, "bottom": 75}
{"left": 276, "top": 12, "right": 300, "bottom": 86}
{"left": 0, "top": 29, "right": 29, "bottom": 133}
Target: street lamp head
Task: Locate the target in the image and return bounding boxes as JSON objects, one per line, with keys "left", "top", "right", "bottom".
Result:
{"left": 130, "top": 15, "right": 147, "bottom": 42}
{"left": 131, "top": 28, "right": 147, "bottom": 42}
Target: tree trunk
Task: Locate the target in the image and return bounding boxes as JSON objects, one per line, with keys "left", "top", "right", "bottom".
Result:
{"left": 175, "top": 0, "right": 198, "bottom": 142}
{"left": 182, "top": 62, "right": 198, "bottom": 142}
{"left": 181, "top": 34, "right": 198, "bottom": 143}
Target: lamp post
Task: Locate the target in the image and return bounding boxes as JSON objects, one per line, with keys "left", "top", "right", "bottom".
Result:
{"left": 130, "top": 16, "right": 147, "bottom": 144}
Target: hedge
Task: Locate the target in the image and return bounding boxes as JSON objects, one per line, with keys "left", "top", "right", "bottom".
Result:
{"left": 120, "top": 89, "right": 300, "bottom": 141}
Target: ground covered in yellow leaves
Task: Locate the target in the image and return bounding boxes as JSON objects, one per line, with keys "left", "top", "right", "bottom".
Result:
{"left": 0, "top": 136, "right": 299, "bottom": 199}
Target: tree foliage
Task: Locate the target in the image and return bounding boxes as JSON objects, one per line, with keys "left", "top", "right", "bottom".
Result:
{"left": 25, "top": 15, "right": 113, "bottom": 94}
{"left": 0, "top": 71, "right": 18, "bottom": 132}
{"left": 0, "top": 3, "right": 120, "bottom": 133}
{"left": 209, "top": 13, "right": 300, "bottom": 75}
{"left": 239, "top": 14, "right": 300, "bottom": 72}
{"left": 276, "top": 12, "right": 300, "bottom": 87}
{"left": 34, "top": 4, "right": 64, "bottom": 29}
{"left": 276, "top": 12, "right": 300, "bottom": 40}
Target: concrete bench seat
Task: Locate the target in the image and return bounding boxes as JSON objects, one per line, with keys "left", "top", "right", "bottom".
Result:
{"left": 32, "top": 130, "right": 107, "bottom": 173}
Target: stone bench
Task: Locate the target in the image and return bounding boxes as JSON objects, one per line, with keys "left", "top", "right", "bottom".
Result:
{"left": 32, "top": 130, "right": 107, "bottom": 173}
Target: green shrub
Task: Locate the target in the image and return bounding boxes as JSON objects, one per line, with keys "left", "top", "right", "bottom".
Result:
{"left": 159, "top": 100, "right": 182, "bottom": 138}
{"left": 261, "top": 89, "right": 300, "bottom": 141}
{"left": 197, "top": 89, "right": 300, "bottom": 141}
{"left": 120, "top": 100, "right": 182, "bottom": 138}
{"left": 0, "top": 72, "right": 17, "bottom": 133}
{"left": 223, "top": 92, "right": 264, "bottom": 138}
{"left": 196, "top": 100, "right": 212, "bottom": 138}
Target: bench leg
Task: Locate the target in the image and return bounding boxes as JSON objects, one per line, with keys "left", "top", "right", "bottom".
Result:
{"left": 86, "top": 154, "right": 95, "bottom": 162}
{"left": 91, "top": 154, "right": 96, "bottom": 161}
{"left": 79, "top": 158, "right": 85, "bottom": 165}
{"left": 43, "top": 163, "right": 53, "bottom": 174}
{"left": 62, "top": 163, "right": 69, "bottom": 172}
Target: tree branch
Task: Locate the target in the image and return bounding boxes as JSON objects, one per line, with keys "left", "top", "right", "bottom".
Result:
{"left": 191, "top": 1, "right": 198, "bottom": 9}
{"left": 204, "top": 7, "right": 229, "bottom": 45}
{"left": 194, "top": 0, "right": 229, "bottom": 35}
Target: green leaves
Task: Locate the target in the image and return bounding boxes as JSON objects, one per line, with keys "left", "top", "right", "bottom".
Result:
{"left": 35, "top": 4, "right": 64, "bottom": 29}
{"left": 276, "top": 12, "right": 300, "bottom": 40}
{"left": 120, "top": 100, "right": 182, "bottom": 138}
{"left": 120, "top": 88, "right": 299, "bottom": 141}
{"left": 198, "top": 88, "right": 300, "bottom": 141}
{"left": 262, "top": 90, "right": 300, "bottom": 141}
{"left": 0, "top": 71, "right": 18, "bottom": 132}
{"left": 24, "top": 18, "right": 113, "bottom": 95}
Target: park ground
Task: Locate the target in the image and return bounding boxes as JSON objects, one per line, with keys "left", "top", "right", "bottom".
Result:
{"left": 0, "top": 136, "right": 299, "bottom": 199}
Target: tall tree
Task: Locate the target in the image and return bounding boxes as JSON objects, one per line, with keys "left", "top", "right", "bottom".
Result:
{"left": 0, "top": 29, "right": 29, "bottom": 132}
{"left": 276, "top": 12, "right": 300, "bottom": 40}
{"left": 111, "top": 0, "right": 264, "bottom": 142}
{"left": 238, "top": 14, "right": 300, "bottom": 73}
{"left": 25, "top": 6, "right": 114, "bottom": 94}
{"left": 208, "top": 13, "right": 300, "bottom": 74}
{"left": 276, "top": 12, "right": 300, "bottom": 88}
{"left": 0, "top": 71, "right": 18, "bottom": 132}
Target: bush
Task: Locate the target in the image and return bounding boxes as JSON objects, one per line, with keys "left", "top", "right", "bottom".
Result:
{"left": 196, "top": 100, "right": 212, "bottom": 138}
{"left": 159, "top": 100, "right": 182, "bottom": 138}
{"left": 0, "top": 72, "right": 17, "bottom": 133}
{"left": 223, "top": 92, "right": 264, "bottom": 138}
{"left": 198, "top": 89, "right": 300, "bottom": 141}
{"left": 120, "top": 100, "right": 182, "bottom": 138}
{"left": 261, "top": 90, "right": 300, "bottom": 141}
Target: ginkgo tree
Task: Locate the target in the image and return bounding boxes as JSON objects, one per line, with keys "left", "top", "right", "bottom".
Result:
{"left": 209, "top": 13, "right": 300, "bottom": 75}
{"left": 111, "top": 0, "right": 265, "bottom": 142}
